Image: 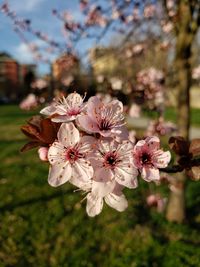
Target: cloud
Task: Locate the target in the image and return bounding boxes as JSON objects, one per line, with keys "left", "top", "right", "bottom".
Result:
{"left": 9, "top": 0, "right": 45, "bottom": 13}
{"left": 14, "top": 43, "right": 34, "bottom": 63}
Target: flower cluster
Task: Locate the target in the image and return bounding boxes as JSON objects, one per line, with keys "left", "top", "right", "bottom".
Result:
{"left": 136, "top": 68, "right": 165, "bottom": 109}
{"left": 21, "top": 92, "right": 171, "bottom": 216}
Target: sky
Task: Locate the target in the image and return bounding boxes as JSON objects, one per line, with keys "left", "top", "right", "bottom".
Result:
{"left": 0, "top": 0, "right": 110, "bottom": 75}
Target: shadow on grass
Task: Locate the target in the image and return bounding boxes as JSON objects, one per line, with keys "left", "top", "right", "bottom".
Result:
{"left": 0, "top": 188, "right": 71, "bottom": 213}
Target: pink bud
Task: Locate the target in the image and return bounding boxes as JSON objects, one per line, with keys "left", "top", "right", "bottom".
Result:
{"left": 38, "top": 147, "right": 49, "bottom": 161}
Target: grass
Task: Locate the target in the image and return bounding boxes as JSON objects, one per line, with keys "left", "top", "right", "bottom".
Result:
{"left": 0, "top": 105, "right": 200, "bottom": 267}
{"left": 143, "top": 107, "right": 200, "bottom": 126}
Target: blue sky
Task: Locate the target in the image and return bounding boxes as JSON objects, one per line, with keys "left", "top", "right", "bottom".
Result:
{"left": 0, "top": 0, "right": 107, "bottom": 75}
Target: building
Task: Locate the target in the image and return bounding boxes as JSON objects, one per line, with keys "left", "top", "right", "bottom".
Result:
{"left": 52, "top": 53, "right": 80, "bottom": 81}
{"left": 0, "top": 52, "right": 36, "bottom": 101}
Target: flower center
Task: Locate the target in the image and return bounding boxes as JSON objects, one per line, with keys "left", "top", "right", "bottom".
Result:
{"left": 104, "top": 152, "right": 119, "bottom": 168}
{"left": 99, "top": 118, "right": 111, "bottom": 131}
{"left": 66, "top": 147, "right": 83, "bottom": 163}
{"left": 67, "top": 108, "right": 80, "bottom": 116}
{"left": 141, "top": 152, "right": 151, "bottom": 164}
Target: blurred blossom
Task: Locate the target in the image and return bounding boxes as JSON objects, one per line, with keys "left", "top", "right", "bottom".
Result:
{"left": 192, "top": 65, "right": 200, "bottom": 80}
{"left": 110, "top": 77, "right": 123, "bottom": 90}
{"left": 129, "top": 103, "right": 141, "bottom": 118}
{"left": 125, "top": 48, "right": 133, "bottom": 58}
{"left": 31, "top": 79, "right": 48, "bottom": 90}
{"left": 143, "top": 4, "right": 156, "bottom": 18}
{"left": 160, "top": 40, "right": 171, "bottom": 51}
{"left": 61, "top": 75, "right": 74, "bottom": 86}
{"left": 132, "top": 44, "right": 144, "bottom": 55}
{"left": 96, "top": 74, "right": 104, "bottom": 83}
{"left": 96, "top": 93, "right": 114, "bottom": 104}
{"left": 80, "top": 0, "right": 89, "bottom": 11}
{"left": 162, "top": 22, "right": 173, "bottom": 33}
{"left": 167, "top": 0, "right": 174, "bottom": 10}
{"left": 136, "top": 68, "right": 165, "bottom": 109}
{"left": 133, "top": 7, "right": 140, "bottom": 21}
{"left": 145, "top": 118, "right": 177, "bottom": 137}
{"left": 146, "top": 193, "right": 167, "bottom": 213}
{"left": 19, "top": 94, "right": 38, "bottom": 110}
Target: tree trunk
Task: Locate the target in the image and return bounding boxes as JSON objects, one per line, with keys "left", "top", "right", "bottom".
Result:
{"left": 166, "top": 0, "right": 195, "bottom": 223}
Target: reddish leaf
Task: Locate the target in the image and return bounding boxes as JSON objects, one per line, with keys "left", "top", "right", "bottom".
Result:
{"left": 40, "top": 118, "right": 59, "bottom": 144}
{"left": 20, "top": 141, "right": 42, "bottom": 152}
{"left": 20, "top": 116, "right": 60, "bottom": 152}
{"left": 21, "top": 124, "right": 42, "bottom": 141}
{"left": 168, "top": 136, "right": 189, "bottom": 156}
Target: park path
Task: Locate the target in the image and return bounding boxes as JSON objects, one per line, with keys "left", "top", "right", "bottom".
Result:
{"left": 127, "top": 116, "right": 200, "bottom": 139}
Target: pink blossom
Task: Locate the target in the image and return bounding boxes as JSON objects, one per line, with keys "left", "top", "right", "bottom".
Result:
{"left": 129, "top": 103, "right": 141, "bottom": 118}
{"left": 78, "top": 96, "right": 126, "bottom": 138}
{"left": 38, "top": 147, "right": 49, "bottom": 161}
{"left": 89, "top": 139, "right": 138, "bottom": 189}
{"left": 40, "top": 92, "right": 85, "bottom": 122}
{"left": 133, "top": 136, "right": 171, "bottom": 182}
{"left": 19, "top": 94, "right": 38, "bottom": 110}
{"left": 86, "top": 181, "right": 128, "bottom": 217}
{"left": 146, "top": 193, "right": 167, "bottom": 213}
{"left": 162, "top": 22, "right": 173, "bottom": 33}
{"left": 47, "top": 122, "right": 94, "bottom": 187}
{"left": 145, "top": 118, "right": 177, "bottom": 137}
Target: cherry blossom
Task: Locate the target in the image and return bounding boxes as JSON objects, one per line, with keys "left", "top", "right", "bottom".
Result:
{"left": 78, "top": 96, "right": 126, "bottom": 138}
{"left": 86, "top": 181, "right": 128, "bottom": 217}
{"left": 47, "top": 122, "right": 94, "bottom": 187}
{"left": 89, "top": 139, "right": 138, "bottom": 189}
{"left": 133, "top": 136, "right": 171, "bottom": 182}
{"left": 40, "top": 92, "right": 85, "bottom": 122}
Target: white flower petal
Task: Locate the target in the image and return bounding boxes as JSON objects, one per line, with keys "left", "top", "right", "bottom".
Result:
{"left": 52, "top": 115, "right": 75, "bottom": 123}
{"left": 115, "top": 167, "right": 138, "bottom": 189}
{"left": 78, "top": 135, "right": 97, "bottom": 154}
{"left": 48, "top": 142, "right": 65, "bottom": 165}
{"left": 94, "top": 167, "right": 114, "bottom": 182}
{"left": 111, "top": 99, "right": 123, "bottom": 113}
{"left": 87, "top": 96, "right": 102, "bottom": 118}
{"left": 141, "top": 167, "right": 160, "bottom": 182}
{"left": 48, "top": 162, "right": 72, "bottom": 187}
{"left": 72, "top": 160, "right": 94, "bottom": 182}
{"left": 153, "top": 151, "right": 171, "bottom": 168}
{"left": 70, "top": 176, "right": 92, "bottom": 191}
{"left": 78, "top": 115, "right": 99, "bottom": 133}
{"left": 40, "top": 105, "right": 56, "bottom": 116}
{"left": 92, "top": 180, "right": 116, "bottom": 197}
{"left": 105, "top": 193, "right": 128, "bottom": 212}
{"left": 86, "top": 193, "right": 103, "bottom": 217}
{"left": 145, "top": 136, "right": 160, "bottom": 150}
{"left": 58, "top": 122, "right": 80, "bottom": 147}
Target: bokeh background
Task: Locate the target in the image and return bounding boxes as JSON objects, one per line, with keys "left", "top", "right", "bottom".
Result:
{"left": 0, "top": 0, "right": 200, "bottom": 266}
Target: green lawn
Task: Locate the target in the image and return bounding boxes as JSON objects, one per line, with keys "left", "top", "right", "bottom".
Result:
{"left": 0, "top": 105, "right": 200, "bottom": 267}
{"left": 143, "top": 107, "right": 200, "bottom": 126}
